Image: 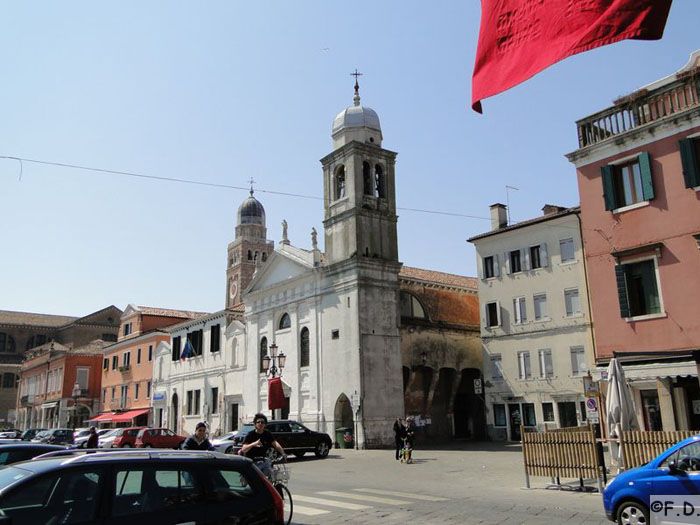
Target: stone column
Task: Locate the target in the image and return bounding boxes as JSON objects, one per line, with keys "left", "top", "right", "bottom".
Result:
{"left": 656, "top": 378, "right": 676, "bottom": 431}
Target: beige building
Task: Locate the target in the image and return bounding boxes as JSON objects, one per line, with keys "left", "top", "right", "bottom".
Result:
{"left": 468, "top": 204, "right": 595, "bottom": 441}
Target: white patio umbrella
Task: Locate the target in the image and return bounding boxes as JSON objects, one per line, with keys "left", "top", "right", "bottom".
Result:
{"left": 605, "top": 357, "right": 639, "bottom": 468}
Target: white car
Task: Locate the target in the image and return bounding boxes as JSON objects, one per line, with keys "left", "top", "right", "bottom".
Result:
{"left": 74, "top": 428, "right": 111, "bottom": 448}
{"left": 97, "top": 428, "right": 121, "bottom": 448}
{"left": 211, "top": 431, "right": 238, "bottom": 454}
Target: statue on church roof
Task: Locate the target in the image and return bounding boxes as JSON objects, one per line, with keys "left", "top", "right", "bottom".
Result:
{"left": 281, "top": 219, "right": 289, "bottom": 244}
{"left": 311, "top": 227, "right": 318, "bottom": 250}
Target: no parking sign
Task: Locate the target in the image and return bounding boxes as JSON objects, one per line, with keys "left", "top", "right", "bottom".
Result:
{"left": 585, "top": 397, "right": 600, "bottom": 423}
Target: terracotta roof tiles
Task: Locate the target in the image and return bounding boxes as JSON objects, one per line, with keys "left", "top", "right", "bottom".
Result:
{"left": 399, "top": 266, "right": 477, "bottom": 290}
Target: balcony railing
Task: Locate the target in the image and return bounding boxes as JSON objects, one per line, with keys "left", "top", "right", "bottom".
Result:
{"left": 118, "top": 364, "right": 131, "bottom": 373}
{"left": 576, "top": 72, "right": 700, "bottom": 148}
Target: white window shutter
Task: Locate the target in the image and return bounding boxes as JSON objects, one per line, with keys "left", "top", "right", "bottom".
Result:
{"left": 477, "top": 256, "right": 484, "bottom": 279}
{"left": 540, "top": 243, "right": 549, "bottom": 267}
{"left": 493, "top": 254, "right": 500, "bottom": 277}
{"left": 523, "top": 248, "right": 530, "bottom": 271}
{"left": 503, "top": 252, "right": 510, "bottom": 274}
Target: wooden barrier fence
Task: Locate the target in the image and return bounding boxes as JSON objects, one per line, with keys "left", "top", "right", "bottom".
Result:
{"left": 621, "top": 430, "right": 698, "bottom": 469}
{"left": 521, "top": 424, "right": 602, "bottom": 491}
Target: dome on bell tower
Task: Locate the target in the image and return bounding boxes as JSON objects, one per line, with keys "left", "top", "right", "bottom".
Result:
{"left": 331, "top": 73, "right": 383, "bottom": 149}
{"left": 237, "top": 189, "right": 266, "bottom": 226}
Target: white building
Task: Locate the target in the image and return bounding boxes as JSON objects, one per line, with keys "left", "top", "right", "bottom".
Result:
{"left": 468, "top": 204, "right": 595, "bottom": 441}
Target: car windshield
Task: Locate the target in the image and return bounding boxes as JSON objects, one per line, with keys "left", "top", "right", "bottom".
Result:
{"left": 75, "top": 430, "right": 91, "bottom": 438}
{"left": 0, "top": 466, "right": 32, "bottom": 490}
{"left": 34, "top": 431, "right": 50, "bottom": 439}
{"left": 100, "top": 429, "right": 120, "bottom": 438}
{"left": 97, "top": 429, "right": 112, "bottom": 436}
{"left": 220, "top": 432, "right": 237, "bottom": 440}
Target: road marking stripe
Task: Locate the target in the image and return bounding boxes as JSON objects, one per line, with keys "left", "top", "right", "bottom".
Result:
{"left": 317, "top": 491, "right": 406, "bottom": 505}
{"left": 292, "top": 504, "right": 331, "bottom": 516}
{"left": 294, "top": 494, "right": 372, "bottom": 510}
{"left": 353, "top": 488, "right": 449, "bottom": 501}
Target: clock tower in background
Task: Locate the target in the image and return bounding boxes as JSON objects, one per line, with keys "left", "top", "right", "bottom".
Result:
{"left": 225, "top": 188, "right": 274, "bottom": 309}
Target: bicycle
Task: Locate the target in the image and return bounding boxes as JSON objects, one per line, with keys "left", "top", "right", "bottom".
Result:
{"left": 254, "top": 452, "right": 293, "bottom": 525}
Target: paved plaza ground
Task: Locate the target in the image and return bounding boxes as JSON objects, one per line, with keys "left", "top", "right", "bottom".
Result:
{"left": 286, "top": 441, "right": 610, "bottom": 524}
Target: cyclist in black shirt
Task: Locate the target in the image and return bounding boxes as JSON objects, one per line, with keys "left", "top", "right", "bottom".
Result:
{"left": 240, "top": 413, "right": 286, "bottom": 460}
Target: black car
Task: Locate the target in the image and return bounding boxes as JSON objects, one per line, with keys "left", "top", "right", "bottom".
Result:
{"left": 0, "top": 449, "right": 283, "bottom": 524}
{"left": 19, "top": 429, "right": 46, "bottom": 442}
{"left": 31, "top": 428, "right": 74, "bottom": 445}
{"left": 0, "top": 444, "right": 65, "bottom": 466}
{"left": 232, "top": 420, "right": 332, "bottom": 458}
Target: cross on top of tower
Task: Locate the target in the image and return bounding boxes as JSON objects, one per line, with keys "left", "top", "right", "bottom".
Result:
{"left": 248, "top": 177, "right": 255, "bottom": 195}
{"left": 351, "top": 69, "right": 363, "bottom": 106}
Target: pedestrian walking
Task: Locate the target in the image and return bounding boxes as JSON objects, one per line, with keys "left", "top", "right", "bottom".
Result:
{"left": 393, "top": 417, "right": 406, "bottom": 460}
{"left": 86, "top": 426, "right": 98, "bottom": 449}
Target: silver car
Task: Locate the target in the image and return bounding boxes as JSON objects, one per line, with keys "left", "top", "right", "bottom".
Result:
{"left": 211, "top": 431, "right": 239, "bottom": 454}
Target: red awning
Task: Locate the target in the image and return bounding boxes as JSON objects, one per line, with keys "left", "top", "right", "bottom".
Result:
{"left": 111, "top": 408, "right": 150, "bottom": 423}
{"left": 86, "top": 413, "right": 115, "bottom": 423}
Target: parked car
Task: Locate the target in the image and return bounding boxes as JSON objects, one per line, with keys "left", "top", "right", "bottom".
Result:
{"left": 0, "top": 449, "right": 284, "bottom": 524}
{"left": 603, "top": 435, "right": 700, "bottom": 524}
{"left": 31, "top": 428, "right": 74, "bottom": 445}
{"left": 211, "top": 431, "right": 239, "bottom": 454}
{"left": 134, "top": 428, "right": 186, "bottom": 449}
{"left": 0, "top": 430, "right": 21, "bottom": 439}
{"left": 20, "top": 428, "right": 46, "bottom": 441}
{"left": 74, "top": 428, "right": 112, "bottom": 448}
{"left": 97, "top": 429, "right": 122, "bottom": 448}
{"left": 0, "top": 443, "right": 65, "bottom": 466}
{"left": 111, "top": 427, "right": 146, "bottom": 448}
{"left": 231, "top": 419, "right": 333, "bottom": 458}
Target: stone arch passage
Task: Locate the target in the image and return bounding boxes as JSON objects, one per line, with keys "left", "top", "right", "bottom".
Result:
{"left": 453, "top": 368, "right": 486, "bottom": 440}
{"left": 431, "top": 367, "right": 457, "bottom": 439}
{"left": 333, "top": 393, "right": 354, "bottom": 446}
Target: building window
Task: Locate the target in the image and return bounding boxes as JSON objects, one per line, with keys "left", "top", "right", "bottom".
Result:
{"left": 172, "top": 336, "right": 181, "bottom": 362}
{"left": 2, "top": 373, "right": 16, "bottom": 389}
{"left": 137, "top": 348, "right": 141, "bottom": 364}
{"left": 300, "top": 327, "right": 310, "bottom": 367}
{"left": 76, "top": 368, "right": 89, "bottom": 391}
{"left": 483, "top": 255, "right": 499, "bottom": 279}
{"left": 112, "top": 356, "right": 118, "bottom": 370}
{"left": 25, "top": 334, "right": 48, "bottom": 350}
{"left": 102, "top": 333, "right": 117, "bottom": 342}
{"left": 564, "top": 288, "right": 581, "bottom": 316}
{"left": 194, "top": 390, "right": 201, "bottom": 415}
{"left": 102, "top": 389, "right": 106, "bottom": 403}
{"left": 123, "top": 352, "right": 131, "bottom": 367}
{"left": 111, "top": 387, "right": 115, "bottom": 400}
{"left": 513, "top": 297, "right": 527, "bottom": 324}
{"left": 559, "top": 238, "right": 575, "bottom": 262}
{"left": 400, "top": 292, "right": 426, "bottom": 319}
{"left": 148, "top": 345, "right": 153, "bottom": 361}
{"left": 211, "top": 387, "right": 219, "bottom": 414}
{"left": 103, "top": 358, "right": 109, "bottom": 370}
{"left": 493, "top": 404, "right": 507, "bottom": 427}
{"left": 375, "top": 164, "right": 386, "bottom": 198}
{"left": 278, "top": 314, "right": 291, "bottom": 330}
{"left": 538, "top": 349, "right": 553, "bottom": 378}
{"left": 615, "top": 258, "right": 662, "bottom": 318}
{"left": 580, "top": 401, "right": 587, "bottom": 422}
{"left": 509, "top": 250, "right": 522, "bottom": 273}
{"left": 601, "top": 153, "right": 654, "bottom": 210}
{"left": 485, "top": 302, "right": 500, "bottom": 327}
{"left": 331, "top": 329, "right": 340, "bottom": 340}
{"left": 134, "top": 383, "right": 140, "bottom": 400}
{"left": 517, "top": 351, "right": 531, "bottom": 380}
{"left": 570, "top": 346, "right": 586, "bottom": 376}
{"left": 210, "top": 324, "right": 221, "bottom": 352}
{"left": 529, "top": 245, "right": 541, "bottom": 269}
{"left": 363, "top": 161, "right": 373, "bottom": 195}
{"left": 334, "top": 165, "right": 346, "bottom": 200}
{"left": 259, "top": 337, "right": 268, "bottom": 373}
{"left": 186, "top": 330, "right": 203, "bottom": 357}
{"left": 533, "top": 294, "right": 547, "bottom": 320}
{"left": 147, "top": 381, "right": 151, "bottom": 398}
{"left": 522, "top": 403, "right": 536, "bottom": 427}
{"left": 679, "top": 137, "right": 700, "bottom": 188}
{"left": 490, "top": 354, "right": 503, "bottom": 380}
{"left": 123, "top": 323, "right": 132, "bottom": 336}
{"left": 542, "top": 402, "right": 555, "bottom": 422}
{"left": 0, "top": 333, "right": 16, "bottom": 353}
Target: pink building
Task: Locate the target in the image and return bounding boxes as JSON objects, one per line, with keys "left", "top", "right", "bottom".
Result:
{"left": 567, "top": 51, "right": 700, "bottom": 432}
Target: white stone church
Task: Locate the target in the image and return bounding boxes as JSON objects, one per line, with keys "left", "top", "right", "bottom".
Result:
{"left": 152, "top": 83, "right": 482, "bottom": 448}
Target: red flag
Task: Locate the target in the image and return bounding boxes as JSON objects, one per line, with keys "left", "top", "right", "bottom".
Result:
{"left": 471, "top": 0, "right": 672, "bottom": 113}
{"left": 268, "top": 377, "right": 286, "bottom": 410}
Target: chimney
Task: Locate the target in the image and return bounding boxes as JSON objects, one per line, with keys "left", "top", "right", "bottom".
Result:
{"left": 542, "top": 204, "right": 566, "bottom": 216}
{"left": 490, "top": 203, "right": 508, "bottom": 230}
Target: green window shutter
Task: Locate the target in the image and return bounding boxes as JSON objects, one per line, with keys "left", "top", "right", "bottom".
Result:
{"left": 601, "top": 165, "right": 616, "bottom": 210}
{"left": 638, "top": 152, "right": 655, "bottom": 201}
{"left": 679, "top": 138, "right": 700, "bottom": 188}
{"left": 615, "top": 265, "right": 630, "bottom": 318}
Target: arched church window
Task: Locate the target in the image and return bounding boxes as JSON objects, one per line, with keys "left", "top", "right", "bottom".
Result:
{"left": 400, "top": 292, "right": 426, "bottom": 319}
{"left": 0, "top": 333, "right": 16, "bottom": 353}
{"left": 363, "top": 161, "right": 373, "bottom": 195}
{"left": 375, "top": 164, "right": 386, "bottom": 198}
{"left": 278, "top": 313, "right": 291, "bottom": 330}
{"left": 300, "top": 327, "right": 310, "bottom": 367}
{"left": 247, "top": 250, "right": 252, "bottom": 260}
{"left": 259, "top": 337, "right": 268, "bottom": 373}
{"left": 25, "top": 334, "right": 47, "bottom": 350}
{"left": 334, "top": 165, "right": 346, "bottom": 200}
{"left": 254, "top": 251, "right": 259, "bottom": 261}
{"left": 262, "top": 252, "right": 267, "bottom": 262}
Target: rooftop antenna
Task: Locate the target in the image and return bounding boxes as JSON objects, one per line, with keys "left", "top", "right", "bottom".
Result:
{"left": 505, "top": 185, "right": 519, "bottom": 225}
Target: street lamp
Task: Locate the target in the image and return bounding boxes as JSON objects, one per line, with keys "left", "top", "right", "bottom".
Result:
{"left": 71, "top": 383, "right": 81, "bottom": 429}
{"left": 262, "top": 342, "right": 286, "bottom": 378}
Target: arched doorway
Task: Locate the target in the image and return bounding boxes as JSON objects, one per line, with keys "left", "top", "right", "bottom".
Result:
{"left": 171, "top": 393, "right": 179, "bottom": 433}
{"left": 333, "top": 394, "right": 354, "bottom": 445}
{"left": 453, "top": 368, "right": 486, "bottom": 439}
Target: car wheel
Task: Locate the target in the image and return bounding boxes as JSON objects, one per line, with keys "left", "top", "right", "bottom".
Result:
{"left": 314, "top": 440, "right": 330, "bottom": 458}
{"left": 225, "top": 446, "right": 233, "bottom": 454}
{"left": 294, "top": 451, "right": 306, "bottom": 458}
{"left": 617, "top": 501, "right": 649, "bottom": 525}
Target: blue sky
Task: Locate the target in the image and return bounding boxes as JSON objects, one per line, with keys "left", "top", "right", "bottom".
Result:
{"left": 1, "top": 1, "right": 697, "bottom": 316}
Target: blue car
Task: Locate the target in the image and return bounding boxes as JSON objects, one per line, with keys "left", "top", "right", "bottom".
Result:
{"left": 603, "top": 435, "right": 700, "bottom": 524}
